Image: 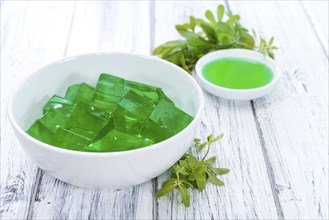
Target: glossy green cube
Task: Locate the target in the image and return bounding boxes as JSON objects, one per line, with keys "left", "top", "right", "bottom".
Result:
{"left": 39, "top": 108, "right": 67, "bottom": 132}
{"left": 66, "top": 102, "right": 112, "bottom": 140}
{"left": 26, "top": 120, "right": 54, "bottom": 145}
{"left": 125, "top": 80, "right": 174, "bottom": 105}
{"left": 99, "top": 73, "right": 125, "bottom": 85}
{"left": 113, "top": 90, "right": 154, "bottom": 133}
{"left": 86, "top": 129, "right": 151, "bottom": 152}
{"left": 94, "top": 73, "right": 127, "bottom": 97}
{"left": 43, "top": 95, "right": 75, "bottom": 117}
{"left": 92, "top": 74, "right": 128, "bottom": 111}
{"left": 140, "top": 119, "right": 172, "bottom": 142}
{"left": 65, "top": 83, "right": 94, "bottom": 103}
{"left": 51, "top": 127, "right": 92, "bottom": 150}
{"left": 141, "top": 99, "right": 193, "bottom": 141}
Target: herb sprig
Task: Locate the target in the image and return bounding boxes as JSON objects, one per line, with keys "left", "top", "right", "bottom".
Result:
{"left": 153, "top": 5, "right": 277, "bottom": 74}
{"left": 156, "top": 133, "right": 229, "bottom": 207}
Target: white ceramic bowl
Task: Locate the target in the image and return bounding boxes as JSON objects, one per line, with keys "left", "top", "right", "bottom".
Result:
{"left": 8, "top": 52, "right": 204, "bottom": 188}
{"left": 194, "top": 49, "right": 280, "bottom": 100}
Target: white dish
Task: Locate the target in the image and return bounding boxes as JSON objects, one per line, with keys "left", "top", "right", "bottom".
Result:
{"left": 8, "top": 52, "right": 204, "bottom": 188}
{"left": 194, "top": 49, "right": 280, "bottom": 100}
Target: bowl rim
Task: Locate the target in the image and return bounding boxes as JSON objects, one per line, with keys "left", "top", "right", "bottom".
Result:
{"left": 8, "top": 52, "right": 205, "bottom": 157}
{"left": 194, "top": 48, "right": 280, "bottom": 94}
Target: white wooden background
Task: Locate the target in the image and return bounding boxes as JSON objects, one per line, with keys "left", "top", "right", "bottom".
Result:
{"left": 1, "top": 1, "right": 328, "bottom": 219}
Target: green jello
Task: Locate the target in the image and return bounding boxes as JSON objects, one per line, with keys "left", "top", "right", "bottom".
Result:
{"left": 26, "top": 73, "right": 194, "bottom": 152}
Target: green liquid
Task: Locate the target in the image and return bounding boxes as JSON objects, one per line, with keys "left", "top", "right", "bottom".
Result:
{"left": 202, "top": 57, "right": 273, "bottom": 89}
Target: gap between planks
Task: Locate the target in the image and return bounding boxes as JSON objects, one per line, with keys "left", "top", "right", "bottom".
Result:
{"left": 225, "top": 0, "right": 285, "bottom": 218}
{"left": 25, "top": 3, "right": 77, "bottom": 219}
{"left": 250, "top": 101, "right": 284, "bottom": 219}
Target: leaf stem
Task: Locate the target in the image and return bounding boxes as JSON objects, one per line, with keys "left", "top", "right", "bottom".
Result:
{"left": 201, "top": 141, "right": 211, "bottom": 161}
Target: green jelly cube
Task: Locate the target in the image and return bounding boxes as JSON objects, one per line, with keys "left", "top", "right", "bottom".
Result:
{"left": 92, "top": 92, "right": 121, "bottom": 113}
{"left": 113, "top": 90, "right": 154, "bottom": 133}
{"left": 141, "top": 99, "right": 193, "bottom": 141}
{"left": 92, "top": 74, "right": 128, "bottom": 110}
{"left": 39, "top": 108, "right": 67, "bottom": 132}
{"left": 94, "top": 73, "right": 127, "bottom": 97}
{"left": 26, "top": 120, "right": 54, "bottom": 145}
{"left": 43, "top": 95, "right": 75, "bottom": 117}
{"left": 99, "top": 73, "right": 125, "bottom": 85}
{"left": 94, "top": 82, "right": 127, "bottom": 98}
{"left": 65, "top": 83, "right": 94, "bottom": 103}
{"left": 51, "top": 127, "right": 92, "bottom": 150}
{"left": 140, "top": 119, "right": 172, "bottom": 142}
{"left": 125, "top": 80, "right": 174, "bottom": 105}
{"left": 86, "top": 129, "right": 151, "bottom": 152}
{"left": 66, "top": 102, "right": 112, "bottom": 140}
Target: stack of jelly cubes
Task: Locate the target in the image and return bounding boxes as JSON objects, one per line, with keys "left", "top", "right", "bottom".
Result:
{"left": 26, "top": 73, "right": 194, "bottom": 152}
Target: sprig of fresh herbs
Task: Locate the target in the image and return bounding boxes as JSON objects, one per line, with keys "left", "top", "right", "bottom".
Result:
{"left": 153, "top": 5, "right": 278, "bottom": 74}
{"left": 156, "top": 133, "right": 229, "bottom": 207}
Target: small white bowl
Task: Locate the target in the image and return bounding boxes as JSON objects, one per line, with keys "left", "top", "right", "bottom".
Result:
{"left": 8, "top": 52, "right": 204, "bottom": 188}
{"left": 194, "top": 49, "right": 280, "bottom": 100}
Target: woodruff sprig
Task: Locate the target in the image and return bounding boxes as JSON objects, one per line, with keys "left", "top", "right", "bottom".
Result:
{"left": 153, "top": 5, "right": 277, "bottom": 74}
{"left": 156, "top": 133, "right": 229, "bottom": 207}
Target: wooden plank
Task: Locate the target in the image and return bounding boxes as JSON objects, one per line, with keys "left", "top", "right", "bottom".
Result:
{"left": 154, "top": 2, "right": 278, "bottom": 219}
{"left": 0, "top": 2, "right": 75, "bottom": 219}
{"left": 30, "top": 1, "right": 154, "bottom": 219}
{"left": 301, "top": 0, "right": 329, "bottom": 55}
{"left": 229, "top": 1, "right": 328, "bottom": 219}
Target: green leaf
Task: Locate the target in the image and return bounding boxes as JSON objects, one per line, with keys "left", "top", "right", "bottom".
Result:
{"left": 217, "top": 5, "right": 224, "bottom": 22}
{"left": 187, "top": 36, "right": 210, "bottom": 47}
{"left": 175, "top": 25, "right": 198, "bottom": 39}
{"left": 217, "top": 33, "right": 234, "bottom": 46}
{"left": 195, "top": 173, "right": 206, "bottom": 181}
{"left": 207, "top": 171, "right": 225, "bottom": 186}
{"left": 196, "top": 179, "right": 207, "bottom": 191}
{"left": 216, "top": 22, "right": 234, "bottom": 37}
{"left": 187, "top": 155, "right": 198, "bottom": 168}
{"left": 226, "top": 13, "right": 240, "bottom": 25}
{"left": 269, "top": 36, "right": 274, "bottom": 46}
{"left": 172, "top": 163, "right": 190, "bottom": 177}
{"left": 211, "top": 167, "right": 230, "bottom": 175}
{"left": 237, "top": 32, "right": 255, "bottom": 49}
{"left": 193, "top": 138, "right": 201, "bottom": 144}
{"left": 200, "top": 23, "right": 217, "bottom": 43}
{"left": 205, "top": 156, "right": 216, "bottom": 165}
{"left": 158, "top": 40, "right": 187, "bottom": 48}
{"left": 194, "top": 161, "right": 206, "bottom": 173}
{"left": 178, "top": 184, "right": 190, "bottom": 207}
{"left": 211, "top": 133, "right": 224, "bottom": 142}
{"left": 156, "top": 178, "right": 177, "bottom": 198}
{"left": 198, "top": 142, "right": 208, "bottom": 151}
{"left": 182, "top": 180, "right": 194, "bottom": 188}
{"left": 188, "top": 173, "right": 197, "bottom": 181}
{"left": 207, "top": 134, "right": 214, "bottom": 142}
{"left": 205, "top": 10, "right": 216, "bottom": 25}
{"left": 178, "top": 158, "right": 188, "bottom": 168}
{"left": 189, "top": 16, "right": 196, "bottom": 30}
{"left": 252, "top": 29, "right": 257, "bottom": 38}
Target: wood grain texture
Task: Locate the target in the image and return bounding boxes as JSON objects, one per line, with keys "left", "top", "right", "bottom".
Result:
{"left": 30, "top": 2, "right": 154, "bottom": 219}
{"left": 1, "top": 1, "right": 328, "bottom": 219}
{"left": 230, "top": 1, "right": 329, "bottom": 219}
{"left": 301, "top": 0, "right": 329, "bottom": 55}
{"left": 0, "top": 2, "right": 75, "bottom": 219}
{"left": 154, "top": 1, "right": 278, "bottom": 219}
